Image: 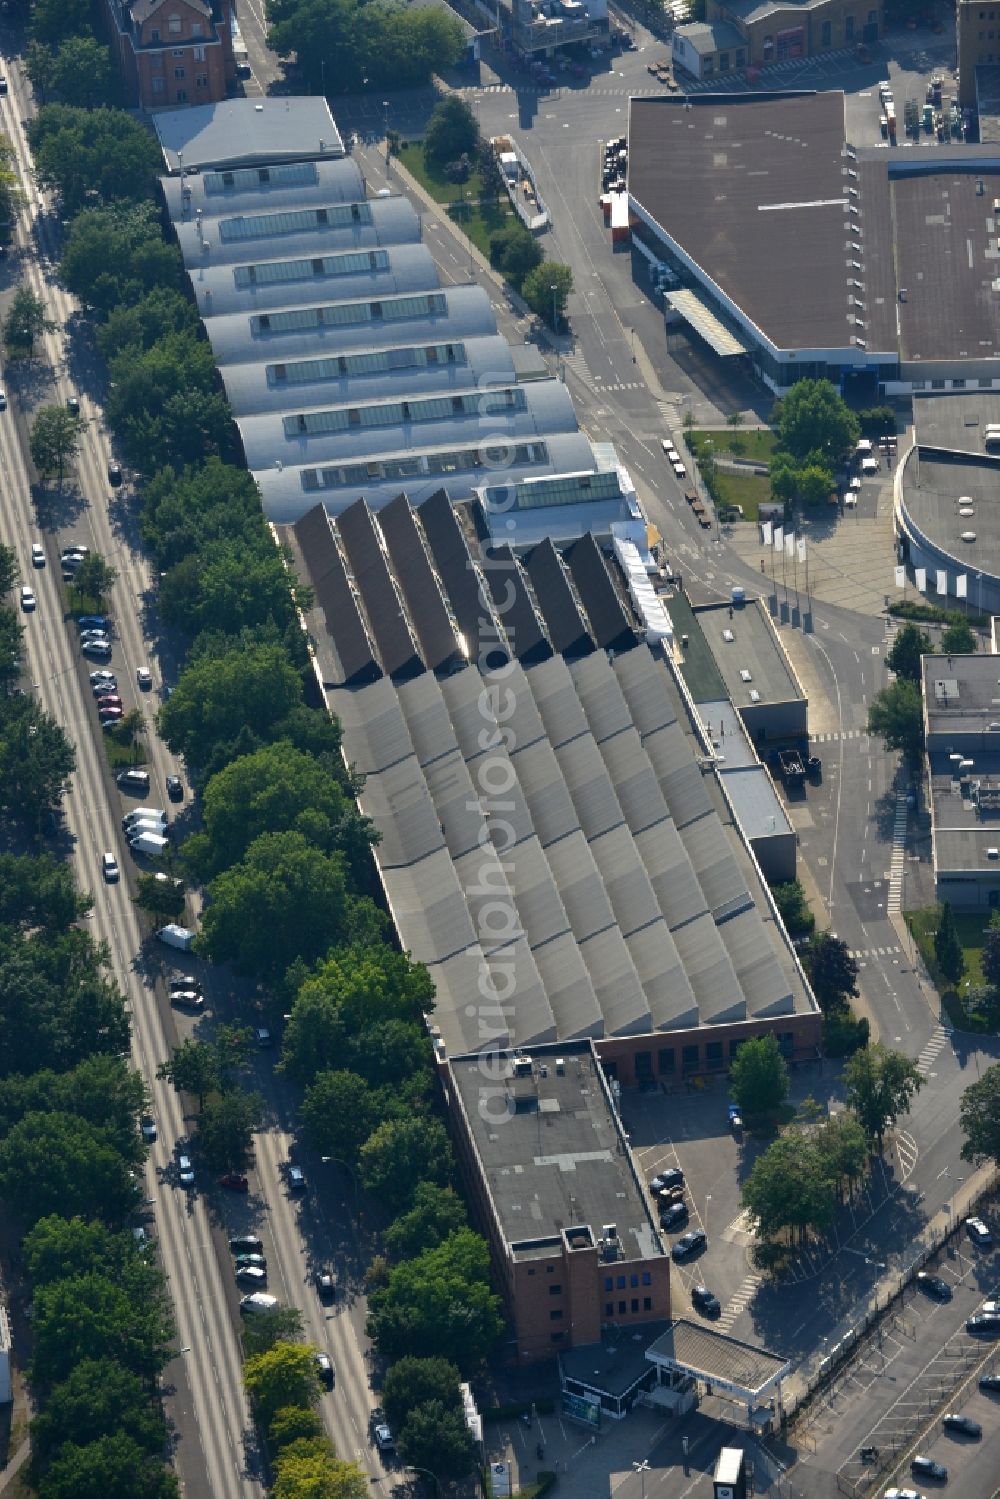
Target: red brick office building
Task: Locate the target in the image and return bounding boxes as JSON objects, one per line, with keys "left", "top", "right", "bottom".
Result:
{"left": 102, "top": 0, "right": 236, "bottom": 110}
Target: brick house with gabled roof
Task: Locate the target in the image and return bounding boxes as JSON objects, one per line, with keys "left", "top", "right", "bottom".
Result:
{"left": 102, "top": 0, "right": 236, "bottom": 110}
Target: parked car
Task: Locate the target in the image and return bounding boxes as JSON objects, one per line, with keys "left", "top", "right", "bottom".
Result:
{"left": 31, "top": 543, "right": 45, "bottom": 568}
{"left": 108, "top": 460, "right": 123, "bottom": 486}
{"left": 916, "top": 1272, "right": 952, "bottom": 1301}
{"left": 942, "top": 1413, "right": 981, "bottom": 1437}
{"left": 691, "top": 1285, "right": 721, "bottom": 1316}
{"left": 90, "top": 670, "right": 116, "bottom": 685}
{"left": 728, "top": 1103, "right": 743, "bottom": 1135}
{"left": 230, "top": 1235, "right": 263, "bottom": 1253}
{"left": 315, "top": 1268, "right": 337, "bottom": 1302}
{"left": 81, "top": 640, "right": 112, "bottom": 658}
{"left": 979, "top": 1372, "right": 1000, "bottom": 1391}
{"left": 141, "top": 1115, "right": 157, "bottom": 1143}
{"left": 168, "top": 976, "right": 200, "bottom": 994}
{"left": 671, "top": 1229, "right": 707, "bottom": 1261}
{"left": 370, "top": 1409, "right": 394, "bottom": 1452}
{"left": 966, "top": 1215, "right": 993, "bottom": 1247}
{"left": 20, "top": 586, "right": 36, "bottom": 612}
{"left": 967, "top": 1312, "right": 1000, "bottom": 1335}
{"left": 76, "top": 615, "right": 107, "bottom": 632}
{"left": 166, "top": 774, "right": 184, "bottom": 802}
{"left": 236, "top": 1264, "right": 267, "bottom": 1286}
{"left": 219, "top": 1173, "right": 250, "bottom": 1192}
{"left": 172, "top": 990, "right": 205, "bottom": 1011}
{"left": 911, "top": 1456, "right": 947, "bottom": 1480}
{"left": 177, "top": 1153, "right": 195, "bottom": 1188}
{"left": 659, "top": 1202, "right": 688, "bottom": 1231}
{"left": 315, "top": 1352, "right": 335, "bottom": 1389}
{"left": 650, "top": 1167, "right": 684, "bottom": 1194}
{"left": 240, "top": 1293, "right": 278, "bottom": 1314}
{"left": 102, "top": 852, "right": 120, "bottom": 883}
{"left": 136, "top": 666, "right": 153, "bottom": 690}
{"left": 66, "top": 395, "right": 80, "bottom": 415}
{"left": 117, "top": 768, "right": 150, "bottom": 792}
{"left": 287, "top": 1165, "right": 306, "bottom": 1192}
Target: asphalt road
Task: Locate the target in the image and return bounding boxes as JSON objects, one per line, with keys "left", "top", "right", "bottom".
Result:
{"left": 0, "top": 40, "right": 393, "bottom": 1499}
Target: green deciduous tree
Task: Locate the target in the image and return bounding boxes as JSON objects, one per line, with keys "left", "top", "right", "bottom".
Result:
{"left": 803, "top": 932, "right": 859, "bottom": 1013}
{"left": 983, "top": 928, "right": 1000, "bottom": 990}
{"left": 23, "top": 1216, "right": 124, "bottom": 1289}
{"left": 62, "top": 203, "right": 185, "bottom": 319}
{"left": 866, "top": 679, "right": 924, "bottom": 761}
{"left": 29, "top": 0, "right": 91, "bottom": 47}
{"left": 45, "top": 35, "right": 115, "bottom": 109}
{"left": 729, "top": 1034, "right": 790, "bottom": 1119}
{"left": 269, "top": 1405, "right": 325, "bottom": 1452}
{"left": 424, "top": 95, "right": 479, "bottom": 166}
{"left": 813, "top": 1112, "right": 869, "bottom": 1201}
{"left": 74, "top": 551, "right": 117, "bottom": 607}
{"left": 771, "top": 879, "right": 815, "bottom": 937}
{"left": 302, "top": 1070, "right": 382, "bottom": 1165}
{"left": 30, "top": 403, "right": 84, "bottom": 482}
{"left": 31, "top": 1265, "right": 174, "bottom": 1395}
{"left": 382, "top": 1355, "right": 463, "bottom": 1432}
{"left": 282, "top": 944, "right": 434, "bottom": 1089}
{"left": 488, "top": 223, "right": 544, "bottom": 291}
{"left": 28, "top": 104, "right": 163, "bottom": 213}
{"left": 358, "top": 1114, "right": 453, "bottom": 1214}
{"left": 940, "top": 619, "right": 977, "bottom": 654}
{"left": 0, "top": 850, "right": 89, "bottom": 931}
{"left": 3, "top": 285, "right": 56, "bottom": 356}
{"left": 384, "top": 1183, "right": 468, "bottom": 1260}
{"left": 134, "top": 870, "right": 185, "bottom": 921}
{"left": 772, "top": 378, "right": 860, "bottom": 463}
{"left": 30, "top": 1357, "right": 169, "bottom": 1470}
{"left": 844, "top": 1041, "right": 923, "bottom": 1153}
{"left": 398, "top": 1399, "right": 478, "bottom": 1484}
{"left": 273, "top": 1449, "right": 368, "bottom": 1499}
{"left": 198, "top": 831, "right": 365, "bottom": 983}
{"left": 241, "top": 1304, "right": 305, "bottom": 1358}
{"left": 160, "top": 540, "right": 302, "bottom": 645}
{"left": 741, "top": 1129, "right": 838, "bottom": 1243}
{"left": 522, "top": 261, "right": 573, "bottom": 329}
{"left": 140, "top": 458, "right": 267, "bottom": 570}
{"left": 769, "top": 451, "right": 798, "bottom": 504}
{"left": 0, "top": 927, "right": 128, "bottom": 1079}
{"left": 37, "top": 1433, "right": 178, "bottom": 1499}
{"left": 0, "top": 693, "right": 76, "bottom": 824}
{"left": 886, "top": 621, "right": 933, "bottom": 683}
{"left": 934, "top": 900, "right": 964, "bottom": 984}
{"left": 0, "top": 1056, "right": 146, "bottom": 1166}
{"left": 367, "top": 1228, "right": 503, "bottom": 1371}
{"left": 188, "top": 739, "right": 374, "bottom": 884}
{"left": 198, "top": 1086, "right": 264, "bottom": 1172}
{"left": 245, "top": 1341, "right": 321, "bottom": 1426}
{"left": 796, "top": 462, "right": 835, "bottom": 506}
{"left": 158, "top": 641, "right": 303, "bottom": 772}
{"left": 106, "top": 329, "right": 236, "bottom": 477}
{"left": 157, "top": 1038, "right": 220, "bottom": 1111}
{"left": 0, "top": 1110, "right": 138, "bottom": 1227}
{"left": 959, "top": 1062, "right": 1000, "bottom": 1166}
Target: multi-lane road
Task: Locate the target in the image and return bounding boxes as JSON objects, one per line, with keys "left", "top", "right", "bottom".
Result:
{"left": 0, "top": 45, "right": 391, "bottom": 1499}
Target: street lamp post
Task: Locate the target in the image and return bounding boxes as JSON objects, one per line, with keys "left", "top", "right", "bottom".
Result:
{"left": 320, "top": 1155, "right": 361, "bottom": 1214}
{"left": 633, "top": 1458, "right": 650, "bottom": 1499}
{"left": 550, "top": 283, "right": 558, "bottom": 334}
{"left": 407, "top": 1466, "right": 442, "bottom": 1497}
{"left": 383, "top": 99, "right": 391, "bottom": 170}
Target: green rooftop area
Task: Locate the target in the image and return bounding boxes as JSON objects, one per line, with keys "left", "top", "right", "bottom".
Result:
{"left": 668, "top": 592, "right": 727, "bottom": 704}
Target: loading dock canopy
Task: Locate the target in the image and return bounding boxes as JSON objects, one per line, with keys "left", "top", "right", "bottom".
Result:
{"left": 666, "top": 291, "right": 751, "bottom": 358}
{"left": 646, "top": 1319, "right": 790, "bottom": 1407}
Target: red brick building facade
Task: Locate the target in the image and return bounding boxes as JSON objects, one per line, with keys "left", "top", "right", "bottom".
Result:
{"left": 102, "top": 0, "right": 236, "bottom": 110}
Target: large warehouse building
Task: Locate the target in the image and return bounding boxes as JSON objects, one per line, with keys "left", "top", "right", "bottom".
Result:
{"left": 627, "top": 90, "right": 1000, "bottom": 395}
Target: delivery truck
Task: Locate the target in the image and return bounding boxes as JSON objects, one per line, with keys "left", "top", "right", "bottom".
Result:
{"left": 128, "top": 830, "right": 169, "bottom": 858}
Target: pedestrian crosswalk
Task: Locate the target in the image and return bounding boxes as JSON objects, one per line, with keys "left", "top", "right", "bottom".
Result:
{"left": 915, "top": 1024, "right": 949, "bottom": 1078}
{"left": 848, "top": 945, "right": 902, "bottom": 963}
{"left": 684, "top": 46, "right": 858, "bottom": 93}
{"left": 887, "top": 792, "right": 908, "bottom": 914}
{"left": 593, "top": 378, "right": 644, "bottom": 392}
{"left": 561, "top": 349, "right": 589, "bottom": 381}
{"left": 717, "top": 1273, "right": 761, "bottom": 1332}
{"left": 811, "top": 729, "right": 869, "bottom": 743}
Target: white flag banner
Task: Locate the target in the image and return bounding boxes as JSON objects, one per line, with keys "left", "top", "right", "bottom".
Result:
{"left": 956, "top": 573, "right": 968, "bottom": 599}
{"left": 773, "top": 526, "right": 784, "bottom": 553}
{"left": 761, "top": 521, "right": 773, "bottom": 546}
{"left": 785, "top": 531, "right": 795, "bottom": 557}
{"left": 797, "top": 538, "right": 807, "bottom": 563}
{"left": 915, "top": 567, "right": 927, "bottom": 593}
{"left": 894, "top": 565, "right": 906, "bottom": 589}
{"left": 936, "top": 569, "right": 948, "bottom": 596}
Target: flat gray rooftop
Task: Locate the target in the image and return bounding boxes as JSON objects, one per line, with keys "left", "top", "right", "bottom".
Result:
{"left": 154, "top": 98, "right": 344, "bottom": 172}
{"left": 448, "top": 1046, "right": 663, "bottom": 1263}
{"left": 693, "top": 600, "right": 803, "bottom": 711}
{"left": 669, "top": 592, "right": 728, "bottom": 705}
{"left": 893, "top": 170, "right": 1000, "bottom": 364}
{"left": 929, "top": 750, "right": 1000, "bottom": 874}
{"left": 646, "top": 1319, "right": 790, "bottom": 1397}
{"left": 719, "top": 765, "right": 793, "bottom": 842}
{"left": 560, "top": 1322, "right": 671, "bottom": 1399}
{"left": 923, "top": 653, "right": 1000, "bottom": 737}
{"left": 627, "top": 93, "right": 875, "bottom": 354}
{"left": 901, "top": 449, "right": 1000, "bottom": 578}
{"left": 914, "top": 392, "right": 1000, "bottom": 456}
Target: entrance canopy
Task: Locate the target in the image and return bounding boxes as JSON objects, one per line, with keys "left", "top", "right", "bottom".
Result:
{"left": 665, "top": 290, "right": 750, "bottom": 358}
{"left": 646, "top": 1319, "right": 790, "bottom": 1415}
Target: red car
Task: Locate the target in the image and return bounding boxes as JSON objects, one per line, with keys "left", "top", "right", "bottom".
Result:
{"left": 218, "top": 1173, "right": 250, "bottom": 1192}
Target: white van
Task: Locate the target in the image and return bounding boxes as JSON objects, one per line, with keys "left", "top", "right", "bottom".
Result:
{"left": 158, "top": 924, "right": 195, "bottom": 951}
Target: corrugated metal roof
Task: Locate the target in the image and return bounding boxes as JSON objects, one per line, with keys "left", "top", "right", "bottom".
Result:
{"left": 378, "top": 495, "right": 461, "bottom": 673}
{"left": 523, "top": 539, "right": 593, "bottom": 657}
{"left": 174, "top": 194, "right": 419, "bottom": 269}
{"left": 219, "top": 333, "right": 514, "bottom": 418}
{"left": 187, "top": 242, "right": 439, "bottom": 318}
{"left": 336, "top": 500, "right": 422, "bottom": 680}
{"left": 162, "top": 154, "right": 361, "bottom": 219}
{"left": 482, "top": 545, "right": 551, "bottom": 665}
{"left": 566, "top": 533, "right": 636, "bottom": 651}
{"left": 204, "top": 284, "right": 498, "bottom": 366}
{"left": 665, "top": 290, "right": 751, "bottom": 358}
{"left": 291, "top": 503, "right": 379, "bottom": 684}
{"left": 419, "top": 490, "right": 501, "bottom": 669}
